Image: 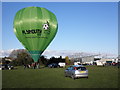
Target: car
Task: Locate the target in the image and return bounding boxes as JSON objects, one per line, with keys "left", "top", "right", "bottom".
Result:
{"left": 0, "top": 64, "right": 6, "bottom": 70}
{"left": 7, "top": 65, "right": 14, "bottom": 70}
{"left": 1, "top": 64, "right": 14, "bottom": 70}
{"left": 64, "top": 65, "right": 88, "bottom": 80}
{"left": 0, "top": 64, "right": 2, "bottom": 70}
{"left": 48, "top": 63, "right": 60, "bottom": 68}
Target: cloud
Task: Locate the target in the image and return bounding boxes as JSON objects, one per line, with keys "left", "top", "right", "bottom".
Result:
{"left": 43, "top": 50, "right": 118, "bottom": 58}
{"left": 0, "top": 49, "right": 14, "bottom": 57}
{"left": 42, "top": 50, "right": 78, "bottom": 58}
{"left": 0, "top": 49, "right": 118, "bottom": 58}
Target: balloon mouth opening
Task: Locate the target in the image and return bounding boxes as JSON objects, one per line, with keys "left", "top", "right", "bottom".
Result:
{"left": 29, "top": 51, "right": 43, "bottom": 62}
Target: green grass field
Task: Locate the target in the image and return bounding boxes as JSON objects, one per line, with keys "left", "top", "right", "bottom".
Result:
{"left": 2, "top": 65, "right": 118, "bottom": 88}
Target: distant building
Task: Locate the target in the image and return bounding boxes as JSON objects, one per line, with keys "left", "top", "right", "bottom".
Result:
{"left": 82, "top": 56, "right": 94, "bottom": 64}
{"left": 94, "top": 56, "right": 102, "bottom": 61}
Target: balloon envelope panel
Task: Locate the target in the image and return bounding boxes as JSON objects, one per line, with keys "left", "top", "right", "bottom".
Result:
{"left": 14, "top": 7, "right": 58, "bottom": 62}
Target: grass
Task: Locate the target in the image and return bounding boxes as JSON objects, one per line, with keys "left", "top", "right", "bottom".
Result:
{"left": 2, "top": 65, "right": 118, "bottom": 88}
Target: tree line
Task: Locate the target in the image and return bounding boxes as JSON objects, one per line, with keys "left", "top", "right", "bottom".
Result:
{"left": 2, "top": 50, "right": 73, "bottom": 66}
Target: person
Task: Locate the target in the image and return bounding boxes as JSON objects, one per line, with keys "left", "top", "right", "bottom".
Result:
{"left": 74, "top": 67, "right": 77, "bottom": 70}
{"left": 28, "top": 64, "right": 31, "bottom": 68}
{"left": 36, "top": 63, "right": 40, "bottom": 69}
{"left": 24, "top": 64, "right": 26, "bottom": 69}
{"left": 33, "top": 63, "right": 36, "bottom": 69}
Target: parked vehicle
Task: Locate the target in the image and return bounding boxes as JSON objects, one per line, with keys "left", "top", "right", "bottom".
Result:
{"left": 96, "top": 61, "right": 104, "bottom": 66}
{"left": 64, "top": 65, "right": 88, "bottom": 80}
{"left": 1, "top": 64, "right": 14, "bottom": 70}
{"left": 58, "top": 62, "right": 65, "bottom": 68}
{"left": 0, "top": 64, "right": 2, "bottom": 70}
{"left": 112, "top": 62, "right": 115, "bottom": 66}
{"left": 74, "top": 62, "right": 81, "bottom": 65}
{"left": 7, "top": 65, "right": 14, "bottom": 70}
{"left": 48, "top": 63, "right": 59, "bottom": 68}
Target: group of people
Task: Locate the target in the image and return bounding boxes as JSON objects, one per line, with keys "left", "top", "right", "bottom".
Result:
{"left": 23, "top": 62, "right": 40, "bottom": 69}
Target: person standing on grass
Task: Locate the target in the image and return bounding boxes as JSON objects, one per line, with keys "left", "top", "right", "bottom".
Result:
{"left": 37, "top": 62, "right": 40, "bottom": 69}
{"left": 24, "top": 64, "right": 26, "bottom": 69}
{"left": 33, "top": 62, "right": 37, "bottom": 69}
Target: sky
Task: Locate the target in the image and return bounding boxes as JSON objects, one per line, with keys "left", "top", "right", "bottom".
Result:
{"left": 1, "top": 2, "right": 118, "bottom": 57}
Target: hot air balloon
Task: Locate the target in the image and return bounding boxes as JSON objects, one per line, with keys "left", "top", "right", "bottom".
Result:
{"left": 13, "top": 7, "right": 58, "bottom": 62}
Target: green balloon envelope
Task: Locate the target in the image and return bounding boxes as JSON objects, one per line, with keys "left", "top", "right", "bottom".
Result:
{"left": 13, "top": 7, "right": 58, "bottom": 62}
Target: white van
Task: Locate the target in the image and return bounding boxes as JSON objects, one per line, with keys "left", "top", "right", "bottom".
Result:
{"left": 96, "top": 61, "right": 104, "bottom": 66}
{"left": 58, "top": 62, "right": 66, "bottom": 68}
{"left": 74, "top": 62, "right": 80, "bottom": 65}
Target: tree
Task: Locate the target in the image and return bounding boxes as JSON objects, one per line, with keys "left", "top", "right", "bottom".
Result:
{"left": 65, "top": 56, "right": 70, "bottom": 65}
{"left": 38, "top": 55, "right": 47, "bottom": 66}
{"left": 10, "top": 51, "right": 33, "bottom": 66}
